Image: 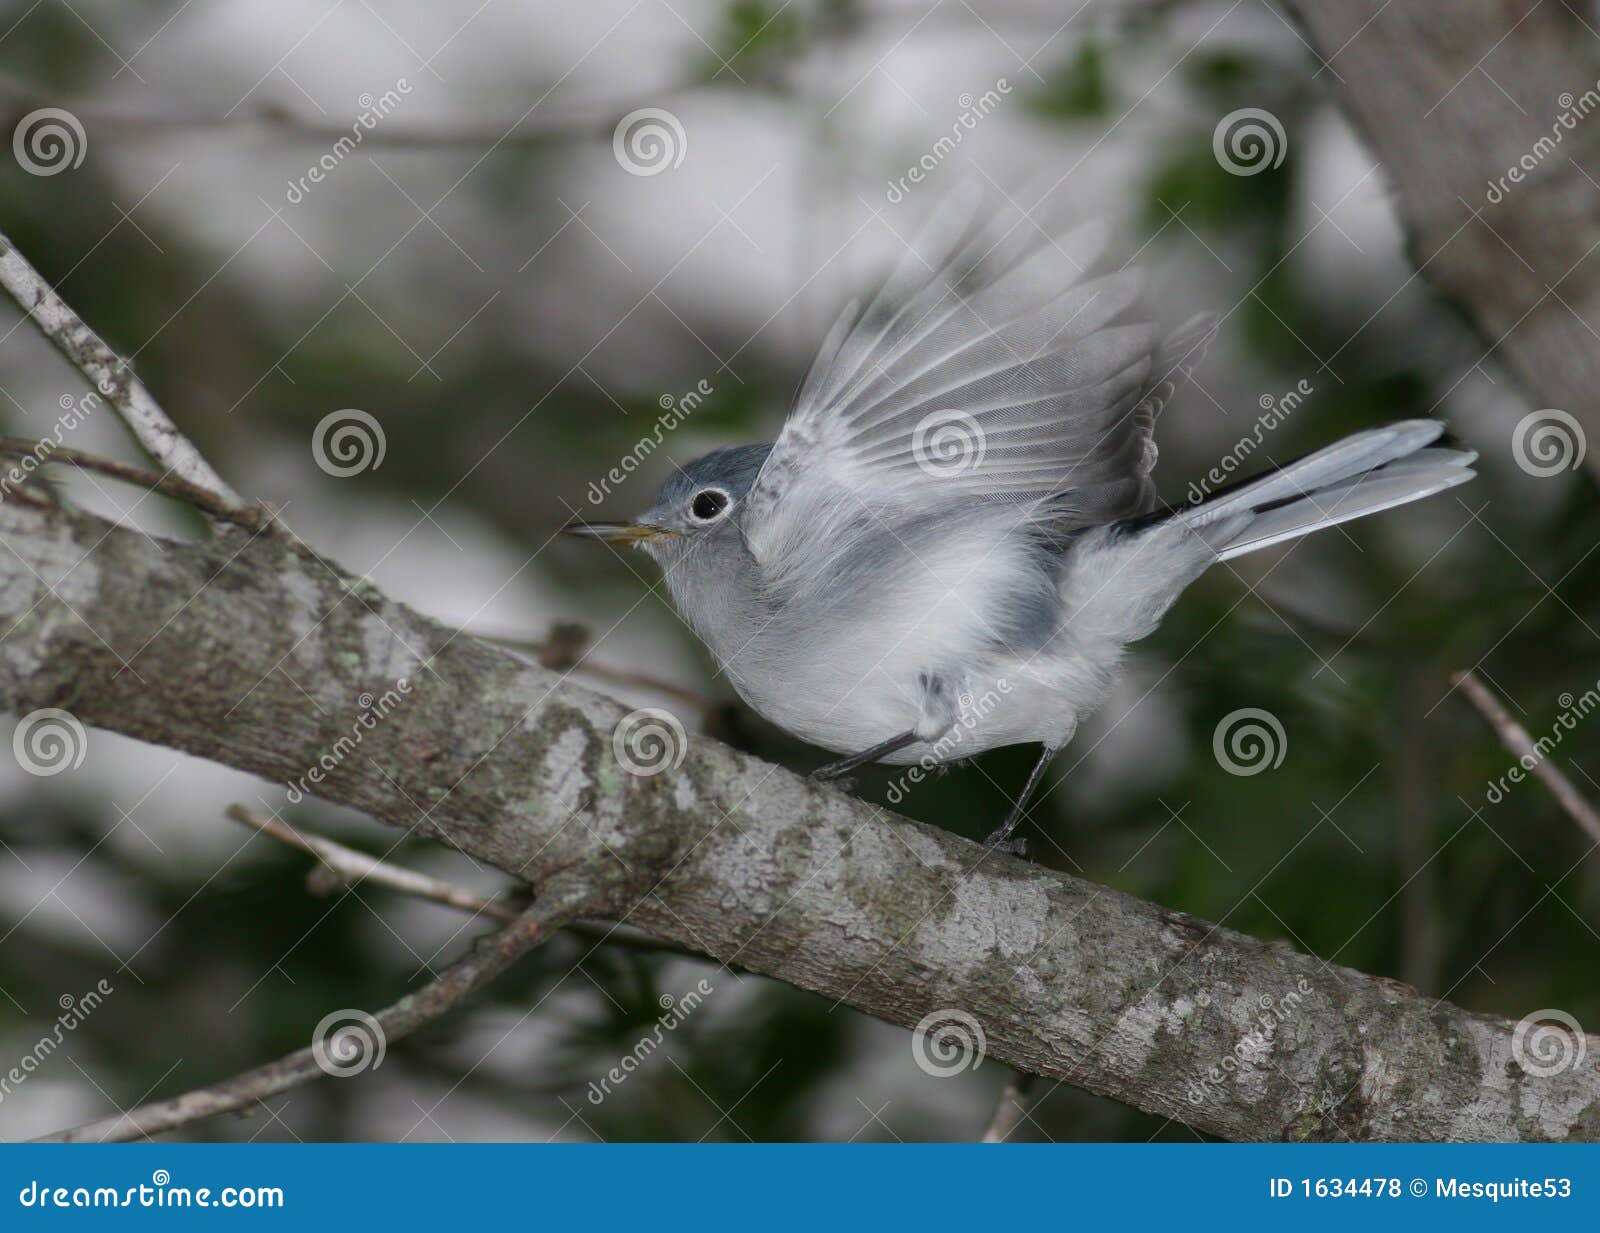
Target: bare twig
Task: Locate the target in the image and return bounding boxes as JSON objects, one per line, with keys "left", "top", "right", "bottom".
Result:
{"left": 482, "top": 621, "right": 717, "bottom": 713}
{"left": 36, "top": 890, "right": 591, "bottom": 1142}
{"left": 227, "top": 803, "right": 520, "bottom": 921}
{"left": 1452, "top": 670, "right": 1600, "bottom": 844}
{"left": 0, "top": 79, "right": 633, "bottom": 150}
{"left": 226, "top": 803, "right": 717, "bottom": 962}
{"left": 0, "top": 228, "right": 242, "bottom": 508}
{"left": 0, "top": 437, "right": 270, "bottom": 532}
{"left": 980, "top": 1070, "right": 1037, "bottom": 1143}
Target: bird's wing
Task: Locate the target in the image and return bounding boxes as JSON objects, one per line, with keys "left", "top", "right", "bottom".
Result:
{"left": 740, "top": 195, "right": 1209, "bottom": 577}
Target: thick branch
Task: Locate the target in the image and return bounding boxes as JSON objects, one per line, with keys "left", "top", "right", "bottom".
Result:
{"left": 38, "top": 891, "right": 588, "bottom": 1142}
{"left": 2, "top": 501, "right": 1595, "bottom": 1141}
{"left": 1281, "top": 0, "right": 1600, "bottom": 478}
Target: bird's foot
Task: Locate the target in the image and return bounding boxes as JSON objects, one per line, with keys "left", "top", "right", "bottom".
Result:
{"left": 807, "top": 767, "right": 856, "bottom": 793}
{"left": 807, "top": 731, "right": 920, "bottom": 785}
{"left": 981, "top": 828, "right": 1029, "bottom": 858}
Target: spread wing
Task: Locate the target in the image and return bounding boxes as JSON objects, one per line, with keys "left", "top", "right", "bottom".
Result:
{"left": 740, "top": 194, "right": 1213, "bottom": 576}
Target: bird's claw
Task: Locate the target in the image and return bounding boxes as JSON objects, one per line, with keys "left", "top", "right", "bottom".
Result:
{"left": 984, "top": 834, "right": 1029, "bottom": 858}
{"left": 808, "top": 768, "right": 856, "bottom": 793}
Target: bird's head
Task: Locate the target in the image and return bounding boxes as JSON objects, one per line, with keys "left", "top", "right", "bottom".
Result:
{"left": 562, "top": 443, "right": 772, "bottom": 563}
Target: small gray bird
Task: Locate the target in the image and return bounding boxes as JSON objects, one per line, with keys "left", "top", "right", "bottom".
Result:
{"left": 565, "top": 202, "right": 1476, "bottom": 851}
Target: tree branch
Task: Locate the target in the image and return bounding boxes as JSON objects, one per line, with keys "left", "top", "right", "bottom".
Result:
{"left": 3, "top": 498, "right": 1595, "bottom": 1141}
{"left": 0, "top": 437, "right": 269, "bottom": 531}
{"left": 0, "top": 226, "right": 243, "bottom": 507}
{"left": 482, "top": 620, "right": 718, "bottom": 714}
{"left": 980, "top": 1071, "right": 1037, "bottom": 1143}
{"left": 1451, "top": 670, "right": 1600, "bottom": 844}
{"left": 1280, "top": 0, "right": 1600, "bottom": 479}
{"left": 0, "top": 78, "right": 624, "bottom": 151}
{"left": 226, "top": 802, "right": 716, "bottom": 962}
{"left": 227, "top": 802, "right": 522, "bottom": 922}
{"left": 36, "top": 890, "right": 591, "bottom": 1142}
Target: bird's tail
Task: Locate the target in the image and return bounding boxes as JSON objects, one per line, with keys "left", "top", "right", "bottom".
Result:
{"left": 1174, "top": 419, "right": 1476, "bottom": 561}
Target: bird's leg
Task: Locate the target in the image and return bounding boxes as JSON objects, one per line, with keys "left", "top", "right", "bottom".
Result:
{"left": 983, "top": 744, "right": 1057, "bottom": 856}
{"left": 811, "top": 670, "right": 960, "bottom": 783}
{"left": 808, "top": 731, "right": 920, "bottom": 782}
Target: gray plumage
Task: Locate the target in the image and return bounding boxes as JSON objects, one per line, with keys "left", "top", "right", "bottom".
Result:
{"left": 567, "top": 198, "right": 1476, "bottom": 839}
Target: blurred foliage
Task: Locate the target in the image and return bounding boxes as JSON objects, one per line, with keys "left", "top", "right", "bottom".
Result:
{"left": 701, "top": 0, "right": 807, "bottom": 85}
{"left": 1027, "top": 40, "right": 1111, "bottom": 121}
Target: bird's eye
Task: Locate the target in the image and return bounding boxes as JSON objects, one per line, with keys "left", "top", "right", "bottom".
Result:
{"left": 690, "top": 489, "right": 729, "bottom": 521}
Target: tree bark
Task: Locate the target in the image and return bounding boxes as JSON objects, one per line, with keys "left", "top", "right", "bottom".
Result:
{"left": 1281, "top": 0, "right": 1600, "bottom": 479}
{"left": 2, "top": 500, "right": 1596, "bottom": 1141}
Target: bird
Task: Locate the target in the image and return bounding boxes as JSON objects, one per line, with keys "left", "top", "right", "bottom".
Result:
{"left": 563, "top": 197, "right": 1476, "bottom": 853}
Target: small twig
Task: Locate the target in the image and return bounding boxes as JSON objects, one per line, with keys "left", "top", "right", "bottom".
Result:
{"left": 482, "top": 621, "right": 717, "bottom": 713}
{"left": 226, "top": 804, "right": 717, "bottom": 963}
{"left": 0, "top": 437, "right": 271, "bottom": 532}
{"left": 0, "top": 77, "right": 647, "bottom": 150}
{"left": 36, "top": 890, "right": 589, "bottom": 1142}
{"left": 980, "top": 1070, "right": 1037, "bottom": 1143}
{"left": 1452, "top": 670, "right": 1600, "bottom": 844}
{"left": 0, "top": 227, "right": 242, "bottom": 509}
{"left": 227, "top": 804, "right": 519, "bottom": 921}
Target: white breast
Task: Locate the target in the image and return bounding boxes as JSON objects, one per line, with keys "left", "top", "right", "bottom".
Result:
{"left": 715, "top": 515, "right": 1074, "bottom": 759}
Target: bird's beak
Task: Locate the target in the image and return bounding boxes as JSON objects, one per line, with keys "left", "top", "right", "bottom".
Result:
{"left": 560, "top": 520, "right": 677, "bottom": 545}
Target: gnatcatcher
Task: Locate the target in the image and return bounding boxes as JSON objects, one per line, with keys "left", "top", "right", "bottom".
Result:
{"left": 565, "top": 201, "right": 1476, "bottom": 853}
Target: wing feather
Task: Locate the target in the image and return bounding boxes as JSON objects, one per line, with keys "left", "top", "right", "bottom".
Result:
{"left": 743, "top": 198, "right": 1207, "bottom": 568}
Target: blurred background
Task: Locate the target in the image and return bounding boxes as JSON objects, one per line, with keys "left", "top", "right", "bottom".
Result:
{"left": 0, "top": 0, "right": 1595, "bottom": 1142}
